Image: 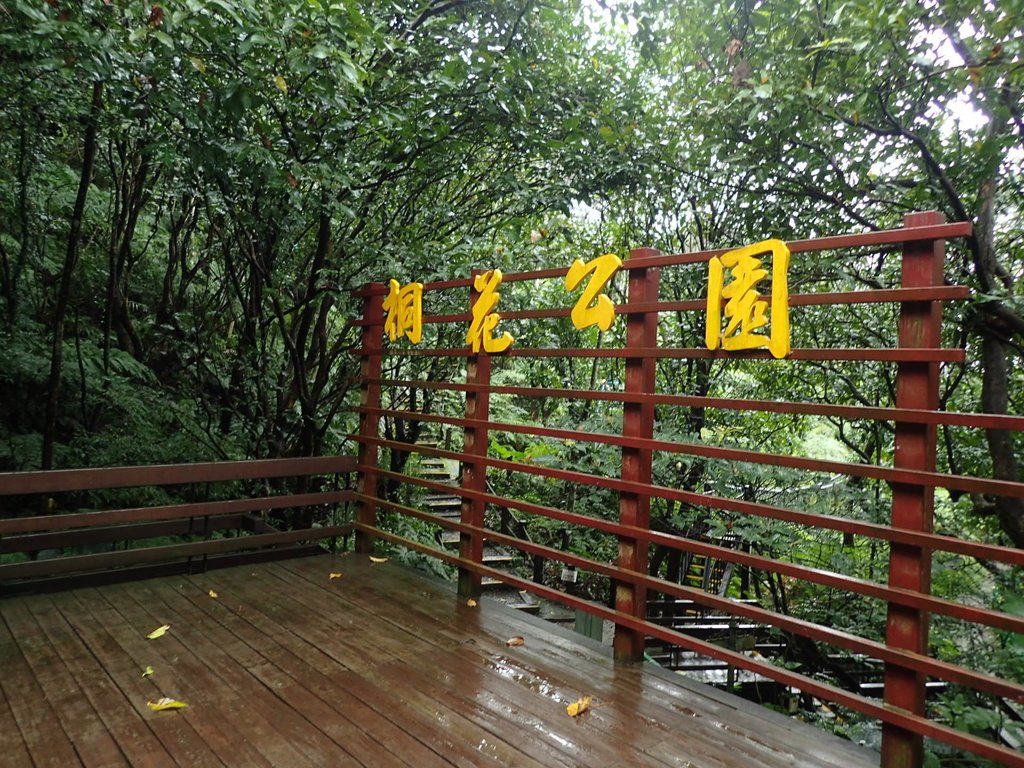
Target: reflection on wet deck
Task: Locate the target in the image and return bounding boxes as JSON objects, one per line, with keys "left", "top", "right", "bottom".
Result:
{"left": 0, "top": 554, "right": 878, "bottom": 767}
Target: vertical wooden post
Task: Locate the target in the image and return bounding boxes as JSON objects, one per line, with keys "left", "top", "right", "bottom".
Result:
{"left": 614, "top": 248, "right": 660, "bottom": 664}
{"left": 459, "top": 271, "right": 490, "bottom": 600}
{"left": 882, "top": 212, "right": 943, "bottom": 767}
{"left": 355, "top": 283, "right": 385, "bottom": 554}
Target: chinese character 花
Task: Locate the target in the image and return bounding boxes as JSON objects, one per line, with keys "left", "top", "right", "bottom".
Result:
{"left": 705, "top": 239, "right": 790, "bottom": 359}
{"left": 466, "top": 269, "right": 514, "bottom": 354}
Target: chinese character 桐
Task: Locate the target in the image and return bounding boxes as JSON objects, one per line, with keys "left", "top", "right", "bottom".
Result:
{"left": 466, "top": 269, "right": 514, "bottom": 354}
{"left": 564, "top": 253, "right": 622, "bottom": 331}
{"left": 705, "top": 239, "right": 790, "bottom": 359}
{"left": 382, "top": 279, "right": 424, "bottom": 344}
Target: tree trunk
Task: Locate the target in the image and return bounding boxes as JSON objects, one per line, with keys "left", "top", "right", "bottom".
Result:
{"left": 41, "top": 81, "right": 103, "bottom": 470}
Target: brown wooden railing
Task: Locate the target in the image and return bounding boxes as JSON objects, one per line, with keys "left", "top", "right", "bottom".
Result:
{"left": 351, "top": 212, "right": 1024, "bottom": 768}
{"left": 0, "top": 456, "right": 354, "bottom": 593}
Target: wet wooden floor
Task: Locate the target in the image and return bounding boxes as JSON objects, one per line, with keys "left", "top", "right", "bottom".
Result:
{"left": 0, "top": 553, "right": 878, "bottom": 767}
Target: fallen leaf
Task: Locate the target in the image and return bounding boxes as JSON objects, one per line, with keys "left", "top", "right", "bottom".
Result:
{"left": 142, "top": 666, "right": 155, "bottom": 678}
{"left": 329, "top": 572, "right": 343, "bottom": 580}
{"left": 368, "top": 556, "right": 388, "bottom": 564}
{"left": 208, "top": 589, "right": 218, "bottom": 599}
{"left": 506, "top": 636, "right": 525, "bottom": 647}
{"left": 146, "top": 624, "right": 170, "bottom": 640}
{"left": 466, "top": 599, "right": 477, "bottom": 607}
{"left": 566, "top": 696, "right": 592, "bottom": 718}
{"left": 147, "top": 697, "right": 188, "bottom": 712}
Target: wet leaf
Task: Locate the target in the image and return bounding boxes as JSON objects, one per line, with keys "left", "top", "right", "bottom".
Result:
{"left": 147, "top": 697, "right": 188, "bottom": 711}
{"left": 466, "top": 598, "right": 477, "bottom": 607}
{"left": 505, "top": 636, "right": 525, "bottom": 647}
{"left": 208, "top": 589, "right": 218, "bottom": 599}
{"left": 566, "top": 696, "right": 592, "bottom": 717}
{"left": 368, "top": 556, "right": 388, "bottom": 564}
{"left": 146, "top": 624, "right": 170, "bottom": 640}
{"left": 329, "top": 572, "right": 343, "bottom": 580}
{"left": 142, "top": 666, "right": 155, "bottom": 678}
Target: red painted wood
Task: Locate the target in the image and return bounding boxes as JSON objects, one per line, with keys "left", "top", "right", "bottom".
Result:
{"left": 882, "top": 211, "right": 944, "bottom": 768}
{"left": 355, "top": 282, "right": 385, "bottom": 554}
{"left": 458, "top": 270, "right": 490, "bottom": 599}
{"left": 352, "top": 405, "right": 1024, "bottom": 500}
{"left": 371, "top": 377, "right": 1024, "bottom": 431}
{"left": 388, "top": 346, "right": 966, "bottom": 362}
{"left": 615, "top": 248, "right": 660, "bottom": 663}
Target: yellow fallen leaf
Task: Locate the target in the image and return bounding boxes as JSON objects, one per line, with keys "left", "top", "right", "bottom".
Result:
{"left": 147, "top": 697, "right": 188, "bottom": 712}
{"left": 208, "top": 589, "right": 218, "bottom": 599}
{"left": 368, "top": 556, "right": 388, "bottom": 564}
{"left": 329, "top": 572, "right": 343, "bottom": 580}
{"left": 146, "top": 624, "right": 170, "bottom": 640}
{"left": 566, "top": 696, "right": 592, "bottom": 718}
{"left": 466, "top": 598, "right": 477, "bottom": 607}
{"left": 142, "top": 666, "right": 155, "bottom": 678}
{"left": 506, "top": 636, "right": 525, "bottom": 647}
{"left": 274, "top": 74, "right": 288, "bottom": 94}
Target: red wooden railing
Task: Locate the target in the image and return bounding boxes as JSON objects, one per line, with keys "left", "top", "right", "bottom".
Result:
{"left": 0, "top": 456, "right": 354, "bottom": 593}
{"left": 351, "top": 212, "right": 1024, "bottom": 767}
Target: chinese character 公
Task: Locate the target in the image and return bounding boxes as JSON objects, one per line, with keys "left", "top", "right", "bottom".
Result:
{"left": 382, "top": 279, "right": 424, "bottom": 344}
{"left": 564, "top": 253, "right": 622, "bottom": 331}
{"left": 466, "top": 269, "right": 514, "bottom": 354}
{"left": 705, "top": 239, "right": 790, "bottom": 359}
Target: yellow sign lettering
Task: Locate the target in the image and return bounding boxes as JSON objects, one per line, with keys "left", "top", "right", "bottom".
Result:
{"left": 564, "top": 253, "right": 622, "bottom": 331}
{"left": 382, "top": 279, "right": 424, "bottom": 344}
{"left": 466, "top": 269, "right": 514, "bottom": 354}
{"left": 705, "top": 239, "right": 790, "bottom": 359}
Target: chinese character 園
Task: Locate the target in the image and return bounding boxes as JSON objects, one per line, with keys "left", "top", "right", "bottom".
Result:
{"left": 382, "top": 279, "right": 424, "bottom": 344}
{"left": 564, "top": 253, "right": 622, "bottom": 331}
{"left": 466, "top": 269, "right": 514, "bottom": 354}
{"left": 705, "top": 239, "right": 790, "bottom": 359}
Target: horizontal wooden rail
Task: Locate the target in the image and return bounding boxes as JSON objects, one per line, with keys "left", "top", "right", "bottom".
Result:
{"left": 0, "top": 526, "right": 351, "bottom": 580}
{"left": 388, "top": 346, "right": 967, "bottom": 363}
{"left": 355, "top": 408, "right": 1024, "bottom": 500}
{"left": 0, "top": 456, "right": 355, "bottom": 496}
{"left": 344, "top": 285, "right": 971, "bottom": 327}
{"left": 0, "top": 490, "right": 351, "bottom": 535}
{"left": 344, "top": 220, "right": 974, "bottom": 296}
{"left": 373, "top": 378, "right": 1024, "bottom": 431}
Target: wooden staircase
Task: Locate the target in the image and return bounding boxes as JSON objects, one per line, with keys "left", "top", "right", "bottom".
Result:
{"left": 415, "top": 442, "right": 540, "bottom": 613}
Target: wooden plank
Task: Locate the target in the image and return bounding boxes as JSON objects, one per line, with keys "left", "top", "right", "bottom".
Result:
{"left": 0, "top": 662, "right": 33, "bottom": 768}
{"left": 306, "top": 556, "right": 876, "bottom": 768}
{"left": 277, "top": 559, "right": 758, "bottom": 767}
{"left": 22, "top": 592, "right": 172, "bottom": 768}
{"left": 188, "top": 564, "right": 535, "bottom": 768}
{"left": 0, "top": 456, "right": 355, "bottom": 495}
{"left": 124, "top": 576, "right": 404, "bottom": 768}
{"left": 0, "top": 526, "right": 347, "bottom": 580}
{"left": 0, "top": 602, "right": 83, "bottom": 767}
{"left": 262, "top": 560, "right": 687, "bottom": 768}
{"left": 54, "top": 587, "right": 233, "bottom": 768}
{"left": 95, "top": 580, "right": 350, "bottom": 768}
{"left": 5, "top": 598, "right": 130, "bottom": 768}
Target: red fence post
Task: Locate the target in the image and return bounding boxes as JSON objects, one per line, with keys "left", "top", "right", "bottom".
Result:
{"left": 882, "top": 212, "right": 944, "bottom": 767}
{"left": 459, "top": 271, "right": 490, "bottom": 600}
{"left": 614, "top": 248, "right": 661, "bottom": 664}
{"left": 355, "top": 283, "right": 385, "bottom": 554}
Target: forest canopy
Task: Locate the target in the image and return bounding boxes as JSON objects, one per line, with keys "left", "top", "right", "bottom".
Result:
{"left": 1, "top": 0, "right": 1021, "bottom": 551}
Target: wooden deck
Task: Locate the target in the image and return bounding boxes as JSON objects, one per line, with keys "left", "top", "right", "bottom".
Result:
{"left": 0, "top": 554, "right": 878, "bottom": 768}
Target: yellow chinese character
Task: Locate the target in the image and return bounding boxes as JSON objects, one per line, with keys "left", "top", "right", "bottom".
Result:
{"left": 705, "top": 239, "right": 790, "bottom": 359}
{"left": 466, "top": 269, "right": 514, "bottom": 354}
{"left": 382, "top": 279, "right": 423, "bottom": 344}
{"left": 564, "top": 253, "right": 622, "bottom": 331}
